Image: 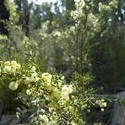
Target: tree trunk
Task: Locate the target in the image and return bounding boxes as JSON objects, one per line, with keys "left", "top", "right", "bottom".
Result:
{"left": 0, "top": 0, "right": 9, "bottom": 35}
{"left": 22, "top": 0, "right": 29, "bottom": 36}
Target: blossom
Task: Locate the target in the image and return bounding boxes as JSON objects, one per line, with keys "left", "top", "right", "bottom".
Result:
{"left": 53, "top": 31, "right": 61, "bottom": 37}
{"left": 61, "top": 85, "right": 73, "bottom": 101}
{"left": 4, "top": 65, "right": 11, "bottom": 73}
{"left": 42, "top": 73, "right": 52, "bottom": 85}
{"left": 39, "top": 114, "right": 49, "bottom": 123}
{"left": 3, "top": 61, "right": 21, "bottom": 73}
{"left": 11, "top": 61, "right": 18, "bottom": 66}
{"left": 9, "top": 81, "right": 18, "bottom": 91}
{"left": 31, "top": 72, "right": 40, "bottom": 82}
{"left": 25, "top": 77, "right": 32, "bottom": 83}
{"left": 4, "top": 61, "right": 10, "bottom": 66}
{"left": 62, "top": 85, "right": 72, "bottom": 94}
{"left": 71, "top": 120, "right": 77, "bottom": 125}
{"left": 26, "top": 89, "right": 32, "bottom": 95}
{"left": 98, "top": 3, "right": 111, "bottom": 12}
{"left": 31, "top": 66, "right": 36, "bottom": 72}
{"left": 48, "top": 121, "right": 57, "bottom": 125}
{"left": 11, "top": 61, "right": 21, "bottom": 69}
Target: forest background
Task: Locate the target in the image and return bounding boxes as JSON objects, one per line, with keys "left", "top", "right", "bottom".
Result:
{"left": 0, "top": 0, "right": 125, "bottom": 124}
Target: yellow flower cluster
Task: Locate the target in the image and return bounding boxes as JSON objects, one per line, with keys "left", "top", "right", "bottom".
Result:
{"left": 9, "top": 81, "right": 18, "bottom": 91}
{"left": 98, "top": 3, "right": 111, "bottom": 12}
{"left": 61, "top": 85, "right": 73, "bottom": 101}
{"left": 98, "top": 0, "right": 118, "bottom": 13}
{"left": 71, "top": 120, "right": 77, "bottom": 125}
{"left": 3, "top": 61, "right": 21, "bottom": 73}
{"left": 41, "top": 73, "right": 52, "bottom": 85}
{"left": 39, "top": 113, "right": 57, "bottom": 125}
{"left": 96, "top": 99, "right": 107, "bottom": 112}
{"left": 39, "top": 114, "right": 49, "bottom": 123}
{"left": 25, "top": 66, "right": 40, "bottom": 83}
{"left": 31, "top": 72, "right": 40, "bottom": 82}
{"left": 0, "top": 61, "right": 21, "bottom": 91}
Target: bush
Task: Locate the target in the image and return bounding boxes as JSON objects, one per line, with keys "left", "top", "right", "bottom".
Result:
{"left": 0, "top": 60, "right": 107, "bottom": 124}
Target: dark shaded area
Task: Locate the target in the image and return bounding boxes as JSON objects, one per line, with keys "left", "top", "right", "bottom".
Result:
{"left": 0, "top": 0, "right": 9, "bottom": 35}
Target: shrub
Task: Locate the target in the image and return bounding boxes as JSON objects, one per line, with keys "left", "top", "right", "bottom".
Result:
{"left": 0, "top": 60, "right": 107, "bottom": 124}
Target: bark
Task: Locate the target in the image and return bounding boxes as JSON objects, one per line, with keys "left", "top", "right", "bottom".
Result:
{"left": 22, "top": 0, "right": 29, "bottom": 36}
{"left": 0, "top": 0, "right": 9, "bottom": 35}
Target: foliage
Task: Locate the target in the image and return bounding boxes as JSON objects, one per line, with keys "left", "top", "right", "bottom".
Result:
{"left": 2, "top": 0, "right": 125, "bottom": 91}
{"left": 4, "top": 0, "right": 18, "bottom": 23}
{"left": 1, "top": 0, "right": 125, "bottom": 124}
{"left": 0, "top": 60, "right": 107, "bottom": 124}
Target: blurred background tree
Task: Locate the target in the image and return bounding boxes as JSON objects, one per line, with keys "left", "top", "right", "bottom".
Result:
{"left": 0, "top": 0, "right": 9, "bottom": 35}
{"left": 0, "top": 0, "right": 125, "bottom": 93}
